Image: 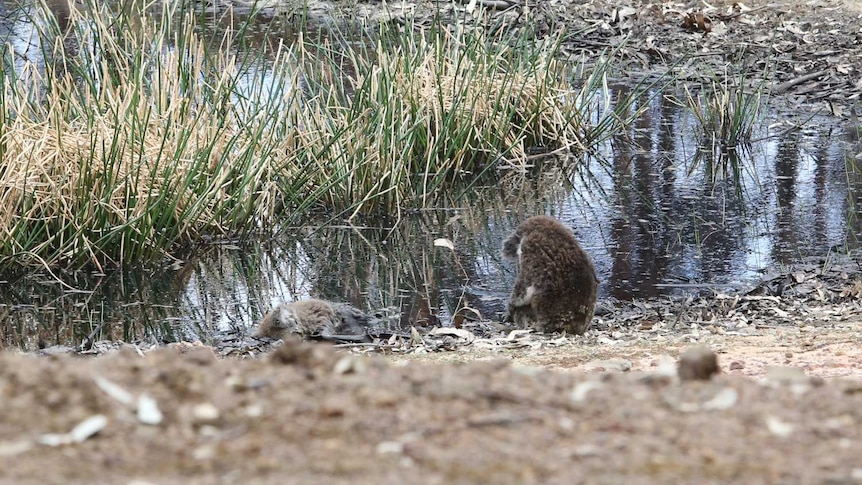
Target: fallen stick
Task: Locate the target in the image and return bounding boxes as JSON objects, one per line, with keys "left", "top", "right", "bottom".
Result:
{"left": 772, "top": 69, "right": 830, "bottom": 94}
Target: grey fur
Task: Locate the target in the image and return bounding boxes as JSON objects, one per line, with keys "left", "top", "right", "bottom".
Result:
{"left": 502, "top": 215, "right": 599, "bottom": 335}
{"left": 255, "top": 299, "right": 371, "bottom": 340}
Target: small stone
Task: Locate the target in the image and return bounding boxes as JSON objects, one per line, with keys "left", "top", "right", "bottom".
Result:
{"left": 244, "top": 404, "right": 264, "bottom": 418}
{"left": 36, "top": 434, "right": 68, "bottom": 447}
{"left": 570, "top": 380, "right": 604, "bottom": 402}
{"left": 0, "top": 440, "right": 32, "bottom": 457}
{"left": 197, "top": 425, "right": 220, "bottom": 438}
{"left": 765, "top": 415, "right": 795, "bottom": 438}
{"left": 729, "top": 361, "right": 744, "bottom": 370}
{"left": 192, "top": 403, "right": 220, "bottom": 423}
{"left": 192, "top": 444, "right": 216, "bottom": 460}
{"left": 70, "top": 415, "right": 108, "bottom": 443}
{"left": 38, "top": 415, "right": 108, "bottom": 447}
{"left": 703, "top": 387, "right": 738, "bottom": 410}
{"left": 333, "top": 355, "right": 367, "bottom": 375}
{"left": 94, "top": 376, "right": 135, "bottom": 406}
{"left": 634, "top": 356, "right": 676, "bottom": 386}
{"left": 678, "top": 346, "right": 720, "bottom": 381}
{"left": 572, "top": 444, "right": 602, "bottom": 457}
{"left": 137, "top": 395, "right": 163, "bottom": 425}
{"left": 376, "top": 441, "right": 405, "bottom": 455}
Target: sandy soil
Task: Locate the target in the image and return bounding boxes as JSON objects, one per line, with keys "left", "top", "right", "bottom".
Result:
{"left": 2, "top": 0, "right": 862, "bottom": 483}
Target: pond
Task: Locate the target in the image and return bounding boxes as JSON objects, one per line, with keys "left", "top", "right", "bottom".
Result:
{"left": 1, "top": 0, "right": 860, "bottom": 350}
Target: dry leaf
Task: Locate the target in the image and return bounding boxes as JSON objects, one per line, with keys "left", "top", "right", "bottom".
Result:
{"left": 506, "top": 329, "right": 533, "bottom": 340}
{"left": 433, "top": 238, "right": 455, "bottom": 251}
{"left": 682, "top": 12, "right": 712, "bottom": 33}
{"left": 428, "top": 327, "right": 476, "bottom": 341}
{"left": 783, "top": 22, "right": 808, "bottom": 35}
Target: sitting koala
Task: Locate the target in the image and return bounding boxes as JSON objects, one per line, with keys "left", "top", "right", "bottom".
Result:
{"left": 502, "top": 215, "right": 599, "bottom": 335}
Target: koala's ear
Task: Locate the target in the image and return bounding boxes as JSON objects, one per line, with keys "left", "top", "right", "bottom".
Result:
{"left": 501, "top": 235, "right": 519, "bottom": 259}
{"left": 274, "top": 305, "right": 293, "bottom": 328}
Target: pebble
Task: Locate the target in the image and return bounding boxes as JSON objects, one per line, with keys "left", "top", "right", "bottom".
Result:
{"left": 137, "top": 394, "right": 163, "bottom": 425}
{"left": 677, "top": 346, "right": 720, "bottom": 381}
{"left": 570, "top": 380, "right": 604, "bottom": 402}
{"left": 333, "top": 355, "right": 367, "bottom": 375}
{"left": 192, "top": 403, "right": 220, "bottom": 423}
{"left": 765, "top": 415, "right": 795, "bottom": 438}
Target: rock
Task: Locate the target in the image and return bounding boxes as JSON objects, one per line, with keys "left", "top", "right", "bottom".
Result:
{"left": 569, "top": 380, "right": 604, "bottom": 402}
{"left": 677, "top": 345, "right": 720, "bottom": 381}
{"left": 137, "top": 394, "right": 163, "bottom": 425}
{"left": 192, "top": 403, "right": 221, "bottom": 424}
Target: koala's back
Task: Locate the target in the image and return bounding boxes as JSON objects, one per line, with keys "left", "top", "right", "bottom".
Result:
{"left": 255, "top": 299, "right": 338, "bottom": 338}
{"left": 506, "top": 216, "right": 598, "bottom": 335}
{"left": 255, "top": 299, "right": 373, "bottom": 340}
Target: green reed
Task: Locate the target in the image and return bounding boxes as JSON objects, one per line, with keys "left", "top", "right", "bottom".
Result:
{"left": 674, "top": 69, "right": 765, "bottom": 183}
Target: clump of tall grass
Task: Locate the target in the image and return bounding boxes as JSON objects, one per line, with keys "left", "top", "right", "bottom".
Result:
{"left": 681, "top": 74, "right": 763, "bottom": 150}
{"left": 0, "top": 0, "right": 304, "bottom": 271}
{"left": 673, "top": 71, "right": 765, "bottom": 182}
{"left": 0, "top": 0, "right": 633, "bottom": 271}
{"left": 292, "top": 23, "right": 600, "bottom": 218}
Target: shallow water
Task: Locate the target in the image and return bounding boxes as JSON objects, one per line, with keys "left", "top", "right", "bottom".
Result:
{"left": 1, "top": 1, "right": 861, "bottom": 349}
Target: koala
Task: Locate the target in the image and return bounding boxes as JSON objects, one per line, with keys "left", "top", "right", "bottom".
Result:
{"left": 254, "top": 299, "right": 371, "bottom": 341}
{"left": 502, "top": 215, "right": 598, "bottom": 335}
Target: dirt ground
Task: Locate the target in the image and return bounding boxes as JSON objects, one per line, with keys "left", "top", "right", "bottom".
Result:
{"left": 3, "top": 0, "right": 862, "bottom": 483}
{"left": 2, "top": 322, "right": 862, "bottom": 485}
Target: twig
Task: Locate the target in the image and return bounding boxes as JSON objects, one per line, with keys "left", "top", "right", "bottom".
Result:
{"left": 799, "top": 340, "right": 857, "bottom": 353}
{"left": 333, "top": 342, "right": 393, "bottom": 349}
{"left": 772, "top": 69, "right": 830, "bottom": 95}
{"left": 79, "top": 323, "right": 106, "bottom": 352}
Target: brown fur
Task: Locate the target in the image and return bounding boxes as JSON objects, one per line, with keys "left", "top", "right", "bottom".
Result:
{"left": 502, "top": 215, "right": 598, "bottom": 335}
{"left": 255, "top": 299, "right": 370, "bottom": 339}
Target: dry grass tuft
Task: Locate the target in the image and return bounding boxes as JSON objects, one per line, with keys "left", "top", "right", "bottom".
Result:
{"left": 0, "top": 1, "right": 630, "bottom": 270}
